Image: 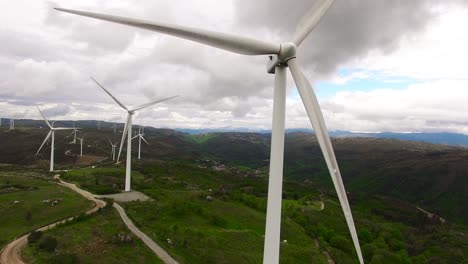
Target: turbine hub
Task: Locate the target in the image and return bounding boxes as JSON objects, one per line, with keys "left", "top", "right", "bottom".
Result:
{"left": 278, "top": 42, "right": 297, "bottom": 62}
{"left": 266, "top": 42, "right": 297, "bottom": 74}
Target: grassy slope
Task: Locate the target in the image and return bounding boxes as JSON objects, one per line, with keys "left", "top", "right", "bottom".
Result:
{"left": 64, "top": 161, "right": 468, "bottom": 263}
{"left": 0, "top": 170, "right": 92, "bottom": 248}
{"left": 22, "top": 206, "right": 163, "bottom": 264}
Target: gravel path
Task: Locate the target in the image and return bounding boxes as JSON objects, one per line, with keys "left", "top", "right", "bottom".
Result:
{"left": 113, "top": 203, "right": 179, "bottom": 264}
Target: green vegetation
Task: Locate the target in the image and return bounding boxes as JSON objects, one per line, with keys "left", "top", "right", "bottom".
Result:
{"left": 63, "top": 167, "right": 145, "bottom": 194}
{"left": 188, "top": 133, "right": 218, "bottom": 144}
{"left": 0, "top": 171, "right": 92, "bottom": 247}
{"left": 1, "top": 128, "right": 467, "bottom": 263}
{"left": 22, "top": 205, "right": 163, "bottom": 264}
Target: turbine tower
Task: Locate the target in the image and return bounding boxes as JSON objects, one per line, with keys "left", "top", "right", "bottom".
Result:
{"left": 77, "top": 135, "right": 85, "bottom": 156}
{"left": 56, "top": 1, "right": 363, "bottom": 262}
{"left": 36, "top": 106, "right": 74, "bottom": 172}
{"left": 107, "top": 138, "right": 118, "bottom": 161}
{"left": 90, "top": 77, "right": 177, "bottom": 192}
{"left": 132, "top": 124, "right": 149, "bottom": 160}
{"left": 9, "top": 119, "right": 14, "bottom": 131}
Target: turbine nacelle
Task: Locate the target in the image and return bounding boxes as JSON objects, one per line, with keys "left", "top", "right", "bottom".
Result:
{"left": 267, "top": 42, "right": 297, "bottom": 74}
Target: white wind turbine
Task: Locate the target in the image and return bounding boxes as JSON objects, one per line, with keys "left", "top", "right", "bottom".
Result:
{"left": 69, "top": 122, "right": 80, "bottom": 144}
{"left": 112, "top": 122, "right": 117, "bottom": 134}
{"left": 90, "top": 77, "right": 178, "bottom": 192}
{"left": 132, "top": 124, "right": 149, "bottom": 160}
{"left": 77, "top": 135, "right": 85, "bottom": 156}
{"left": 36, "top": 106, "right": 75, "bottom": 172}
{"left": 9, "top": 119, "right": 14, "bottom": 131}
{"left": 107, "top": 138, "right": 118, "bottom": 161}
{"left": 56, "top": 1, "right": 363, "bottom": 262}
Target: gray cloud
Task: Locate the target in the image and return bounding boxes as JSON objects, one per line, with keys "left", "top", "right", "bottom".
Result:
{"left": 235, "top": 0, "right": 468, "bottom": 75}
{"left": 0, "top": 0, "right": 467, "bottom": 133}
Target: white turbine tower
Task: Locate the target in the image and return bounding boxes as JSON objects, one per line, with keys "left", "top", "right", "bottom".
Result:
{"left": 9, "top": 119, "right": 14, "bottom": 131}
{"left": 56, "top": 2, "right": 363, "bottom": 263}
{"left": 77, "top": 135, "right": 85, "bottom": 156}
{"left": 36, "top": 106, "right": 74, "bottom": 172}
{"left": 90, "top": 77, "right": 178, "bottom": 192}
{"left": 132, "top": 124, "right": 149, "bottom": 160}
{"left": 107, "top": 138, "right": 118, "bottom": 161}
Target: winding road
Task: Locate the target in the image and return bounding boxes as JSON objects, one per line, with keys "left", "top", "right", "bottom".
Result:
{"left": 0, "top": 175, "right": 177, "bottom": 264}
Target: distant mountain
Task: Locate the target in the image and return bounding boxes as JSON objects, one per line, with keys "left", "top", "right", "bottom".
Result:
{"left": 177, "top": 128, "right": 468, "bottom": 147}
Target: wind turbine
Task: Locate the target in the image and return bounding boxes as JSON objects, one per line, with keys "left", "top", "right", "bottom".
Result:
{"left": 107, "top": 138, "right": 118, "bottom": 161}
{"left": 112, "top": 122, "right": 117, "bottom": 134}
{"left": 90, "top": 77, "right": 178, "bottom": 192}
{"left": 69, "top": 122, "right": 80, "bottom": 144}
{"left": 56, "top": 1, "right": 363, "bottom": 263}
{"left": 9, "top": 119, "right": 14, "bottom": 131}
{"left": 77, "top": 135, "right": 85, "bottom": 156}
{"left": 35, "top": 106, "right": 74, "bottom": 172}
{"left": 132, "top": 124, "right": 149, "bottom": 160}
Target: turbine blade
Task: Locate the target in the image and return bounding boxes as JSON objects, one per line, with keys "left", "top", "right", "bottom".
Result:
{"left": 107, "top": 138, "right": 113, "bottom": 145}
{"left": 131, "top": 95, "right": 179, "bottom": 112}
{"left": 53, "top": 127, "right": 76, "bottom": 130}
{"left": 141, "top": 135, "right": 149, "bottom": 145}
{"left": 288, "top": 58, "right": 363, "bottom": 264}
{"left": 117, "top": 114, "right": 130, "bottom": 162}
{"left": 36, "top": 106, "right": 52, "bottom": 129}
{"left": 292, "top": 0, "right": 335, "bottom": 46}
{"left": 36, "top": 130, "right": 52, "bottom": 155}
{"left": 90, "top": 77, "right": 128, "bottom": 110}
{"left": 55, "top": 8, "right": 280, "bottom": 55}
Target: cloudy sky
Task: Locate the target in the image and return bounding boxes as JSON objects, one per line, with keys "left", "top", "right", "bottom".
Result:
{"left": 1, "top": 0, "right": 468, "bottom": 134}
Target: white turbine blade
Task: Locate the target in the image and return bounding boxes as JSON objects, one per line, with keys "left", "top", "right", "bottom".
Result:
{"left": 131, "top": 135, "right": 139, "bottom": 140}
{"left": 53, "top": 127, "right": 76, "bottom": 131}
{"left": 107, "top": 138, "right": 113, "bottom": 146}
{"left": 117, "top": 114, "right": 130, "bottom": 162}
{"left": 131, "top": 95, "right": 179, "bottom": 112}
{"left": 90, "top": 77, "right": 128, "bottom": 110}
{"left": 292, "top": 0, "right": 335, "bottom": 46}
{"left": 55, "top": 8, "right": 280, "bottom": 56}
{"left": 140, "top": 135, "right": 149, "bottom": 145}
{"left": 36, "top": 130, "right": 52, "bottom": 155}
{"left": 288, "top": 58, "right": 363, "bottom": 264}
{"left": 36, "top": 106, "right": 52, "bottom": 129}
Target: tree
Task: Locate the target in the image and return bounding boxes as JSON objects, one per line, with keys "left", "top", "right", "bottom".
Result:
{"left": 38, "top": 236, "right": 58, "bottom": 252}
{"left": 25, "top": 210, "right": 32, "bottom": 223}
{"left": 28, "top": 231, "right": 43, "bottom": 244}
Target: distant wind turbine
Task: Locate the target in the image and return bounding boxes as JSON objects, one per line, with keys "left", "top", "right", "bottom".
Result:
{"left": 107, "top": 138, "right": 118, "bottom": 161}
{"left": 69, "top": 122, "right": 80, "bottom": 144}
{"left": 36, "top": 106, "right": 74, "bottom": 172}
{"left": 112, "top": 122, "right": 117, "bottom": 134}
{"left": 90, "top": 77, "right": 178, "bottom": 191}
{"left": 56, "top": 1, "right": 363, "bottom": 262}
{"left": 77, "top": 135, "right": 85, "bottom": 156}
{"left": 9, "top": 119, "right": 14, "bottom": 131}
{"left": 132, "top": 123, "right": 149, "bottom": 160}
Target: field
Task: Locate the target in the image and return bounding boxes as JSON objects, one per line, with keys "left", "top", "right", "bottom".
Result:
{"left": 0, "top": 169, "right": 92, "bottom": 248}
{"left": 22, "top": 204, "right": 164, "bottom": 264}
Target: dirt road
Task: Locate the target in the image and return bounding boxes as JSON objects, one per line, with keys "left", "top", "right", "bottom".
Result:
{"left": 113, "top": 203, "right": 179, "bottom": 264}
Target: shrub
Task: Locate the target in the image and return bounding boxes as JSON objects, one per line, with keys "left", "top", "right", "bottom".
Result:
{"left": 37, "top": 236, "right": 58, "bottom": 252}
{"left": 48, "top": 253, "right": 79, "bottom": 264}
{"left": 330, "top": 235, "right": 352, "bottom": 253}
{"left": 28, "top": 230, "right": 43, "bottom": 244}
